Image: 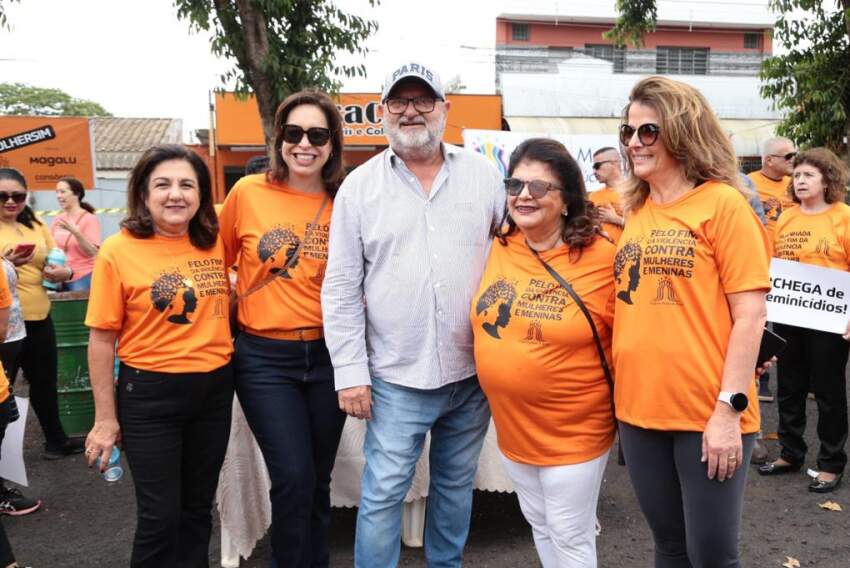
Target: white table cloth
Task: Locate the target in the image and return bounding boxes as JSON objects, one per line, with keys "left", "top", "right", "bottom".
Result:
{"left": 216, "top": 398, "right": 513, "bottom": 565}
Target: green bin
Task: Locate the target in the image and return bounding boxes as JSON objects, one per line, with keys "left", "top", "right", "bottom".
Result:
{"left": 50, "top": 291, "right": 93, "bottom": 436}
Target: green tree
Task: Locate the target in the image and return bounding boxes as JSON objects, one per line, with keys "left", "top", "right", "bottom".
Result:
{"left": 174, "top": 0, "right": 379, "bottom": 149}
{"left": 759, "top": 1, "right": 850, "bottom": 161}
{"left": 0, "top": 0, "right": 19, "bottom": 30}
{"left": 0, "top": 83, "right": 112, "bottom": 116}
{"left": 608, "top": 0, "right": 850, "bottom": 161}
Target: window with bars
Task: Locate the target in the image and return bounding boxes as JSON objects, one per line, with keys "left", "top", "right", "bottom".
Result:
{"left": 512, "top": 23, "right": 529, "bottom": 41}
{"left": 743, "top": 32, "right": 762, "bottom": 49}
{"left": 585, "top": 44, "right": 626, "bottom": 73}
{"left": 656, "top": 47, "right": 709, "bottom": 75}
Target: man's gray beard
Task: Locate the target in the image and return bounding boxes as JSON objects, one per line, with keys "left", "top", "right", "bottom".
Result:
{"left": 386, "top": 119, "right": 446, "bottom": 160}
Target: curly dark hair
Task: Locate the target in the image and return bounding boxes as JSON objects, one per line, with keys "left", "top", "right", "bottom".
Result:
{"left": 788, "top": 148, "right": 849, "bottom": 205}
{"left": 268, "top": 89, "right": 345, "bottom": 197}
{"left": 121, "top": 144, "right": 218, "bottom": 249}
{"left": 496, "top": 138, "right": 600, "bottom": 258}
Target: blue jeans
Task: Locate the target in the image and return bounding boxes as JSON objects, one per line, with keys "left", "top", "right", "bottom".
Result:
{"left": 64, "top": 272, "right": 92, "bottom": 291}
{"left": 355, "top": 376, "right": 491, "bottom": 568}
{"left": 235, "top": 333, "right": 346, "bottom": 568}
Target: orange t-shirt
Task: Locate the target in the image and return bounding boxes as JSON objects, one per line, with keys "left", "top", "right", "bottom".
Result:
{"left": 612, "top": 181, "right": 771, "bottom": 433}
{"left": 0, "top": 264, "right": 12, "bottom": 403}
{"left": 589, "top": 186, "right": 624, "bottom": 243}
{"left": 85, "top": 230, "right": 233, "bottom": 373}
{"left": 471, "top": 232, "right": 616, "bottom": 465}
{"left": 219, "top": 174, "right": 332, "bottom": 336}
{"left": 747, "top": 171, "right": 795, "bottom": 241}
{"left": 774, "top": 203, "right": 850, "bottom": 271}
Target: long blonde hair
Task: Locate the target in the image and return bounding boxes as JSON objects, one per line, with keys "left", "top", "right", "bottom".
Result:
{"left": 620, "top": 76, "right": 743, "bottom": 212}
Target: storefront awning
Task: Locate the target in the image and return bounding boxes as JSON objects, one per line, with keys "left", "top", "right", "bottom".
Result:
{"left": 504, "top": 117, "right": 782, "bottom": 157}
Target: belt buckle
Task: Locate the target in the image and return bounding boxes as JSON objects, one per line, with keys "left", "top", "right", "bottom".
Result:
{"left": 298, "top": 329, "right": 307, "bottom": 341}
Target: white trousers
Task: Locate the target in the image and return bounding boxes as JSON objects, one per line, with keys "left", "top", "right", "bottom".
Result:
{"left": 500, "top": 449, "right": 609, "bottom": 568}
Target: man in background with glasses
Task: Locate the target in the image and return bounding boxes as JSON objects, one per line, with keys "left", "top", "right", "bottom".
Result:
{"left": 748, "top": 136, "right": 797, "bottom": 239}
{"left": 322, "top": 61, "right": 504, "bottom": 567}
{"left": 589, "top": 146, "right": 626, "bottom": 242}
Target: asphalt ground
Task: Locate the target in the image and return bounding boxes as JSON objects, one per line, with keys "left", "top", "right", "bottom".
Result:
{"left": 4, "top": 372, "right": 850, "bottom": 567}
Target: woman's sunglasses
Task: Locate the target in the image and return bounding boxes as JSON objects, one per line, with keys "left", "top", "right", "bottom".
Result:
{"left": 0, "top": 192, "right": 27, "bottom": 204}
{"left": 619, "top": 123, "right": 661, "bottom": 147}
{"left": 504, "top": 178, "right": 563, "bottom": 198}
{"left": 282, "top": 124, "right": 331, "bottom": 146}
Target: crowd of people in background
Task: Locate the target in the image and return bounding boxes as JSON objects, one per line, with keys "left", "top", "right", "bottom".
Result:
{"left": 0, "top": 60, "right": 845, "bottom": 568}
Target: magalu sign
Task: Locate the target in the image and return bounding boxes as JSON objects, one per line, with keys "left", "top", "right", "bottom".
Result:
{"left": 0, "top": 116, "right": 96, "bottom": 189}
{"left": 214, "top": 92, "right": 502, "bottom": 147}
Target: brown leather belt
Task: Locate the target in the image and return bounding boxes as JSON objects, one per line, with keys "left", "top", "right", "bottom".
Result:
{"left": 242, "top": 326, "right": 324, "bottom": 342}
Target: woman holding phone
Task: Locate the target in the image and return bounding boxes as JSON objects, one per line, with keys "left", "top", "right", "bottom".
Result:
{"left": 0, "top": 168, "right": 79, "bottom": 460}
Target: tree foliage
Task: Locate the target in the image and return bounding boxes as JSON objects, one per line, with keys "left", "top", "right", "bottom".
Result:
{"left": 0, "top": 0, "right": 18, "bottom": 30}
{"left": 604, "top": 0, "right": 656, "bottom": 48}
{"left": 759, "top": 0, "right": 850, "bottom": 160}
{"left": 0, "top": 83, "right": 112, "bottom": 116}
{"left": 174, "top": 0, "right": 379, "bottom": 148}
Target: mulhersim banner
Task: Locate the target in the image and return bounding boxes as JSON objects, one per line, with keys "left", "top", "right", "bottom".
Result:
{"left": 0, "top": 116, "right": 95, "bottom": 189}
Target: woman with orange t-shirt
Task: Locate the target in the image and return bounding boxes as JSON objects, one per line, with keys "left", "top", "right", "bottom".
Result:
{"left": 85, "top": 145, "right": 233, "bottom": 567}
{"left": 759, "top": 148, "right": 850, "bottom": 493}
{"left": 472, "top": 138, "right": 615, "bottom": 567}
{"left": 613, "top": 77, "right": 770, "bottom": 566}
{"left": 218, "top": 89, "right": 346, "bottom": 567}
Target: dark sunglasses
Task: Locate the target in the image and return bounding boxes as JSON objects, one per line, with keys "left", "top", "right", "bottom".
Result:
{"left": 282, "top": 124, "right": 331, "bottom": 146}
{"left": 0, "top": 192, "right": 26, "bottom": 204}
{"left": 504, "top": 178, "right": 564, "bottom": 198}
{"left": 770, "top": 152, "right": 797, "bottom": 161}
{"left": 619, "top": 123, "right": 661, "bottom": 147}
{"left": 592, "top": 160, "right": 616, "bottom": 170}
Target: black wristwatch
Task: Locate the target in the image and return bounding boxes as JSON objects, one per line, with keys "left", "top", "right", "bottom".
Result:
{"left": 718, "top": 391, "right": 748, "bottom": 412}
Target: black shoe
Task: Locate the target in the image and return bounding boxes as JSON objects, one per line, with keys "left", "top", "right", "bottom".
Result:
{"left": 758, "top": 460, "right": 802, "bottom": 476}
{"left": 758, "top": 381, "right": 774, "bottom": 402}
{"left": 0, "top": 487, "right": 41, "bottom": 516}
{"left": 41, "top": 437, "right": 85, "bottom": 460}
{"left": 809, "top": 473, "right": 843, "bottom": 493}
{"left": 751, "top": 440, "right": 769, "bottom": 465}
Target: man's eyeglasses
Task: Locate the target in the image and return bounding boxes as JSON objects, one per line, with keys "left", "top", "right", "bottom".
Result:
{"left": 504, "top": 178, "right": 564, "bottom": 198}
{"left": 619, "top": 123, "right": 661, "bottom": 147}
{"left": 592, "top": 160, "right": 617, "bottom": 170}
{"left": 770, "top": 152, "right": 797, "bottom": 161}
{"left": 384, "top": 96, "right": 438, "bottom": 115}
{"left": 282, "top": 124, "right": 331, "bottom": 146}
{"left": 0, "top": 192, "right": 26, "bottom": 204}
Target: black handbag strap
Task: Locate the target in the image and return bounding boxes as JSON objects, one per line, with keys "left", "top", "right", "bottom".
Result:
{"left": 529, "top": 246, "right": 613, "bottom": 390}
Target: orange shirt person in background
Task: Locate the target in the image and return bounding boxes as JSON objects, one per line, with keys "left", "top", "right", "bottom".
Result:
{"left": 758, "top": 148, "right": 850, "bottom": 494}
{"left": 85, "top": 144, "right": 233, "bottom": 566}
{"left": 747, "top": 136, "right": 797, "bottom": 240}
{"left": 472, "top": 138, "right": 615, "bottom": 567}
{"left": 613, "top": 76, "right": 771, "bottom": 567}
{"left": 589, "top": 146, "right": 625, "bottom": 242}
{"left": 217, "top": 89, "right": 347, "bottom": 568}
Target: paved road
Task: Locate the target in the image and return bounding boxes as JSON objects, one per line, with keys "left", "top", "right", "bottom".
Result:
{"left": 4, "top": 378, "right": 850, "bottom": 567}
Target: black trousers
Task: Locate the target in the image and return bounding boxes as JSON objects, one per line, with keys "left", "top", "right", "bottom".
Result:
{"left": 774, "top": 323, "right": 849, "bottom": 473}
{"left": 117, "top": 362, "right": 234, "bottom": 568}
{"left": 619, "top": 422, "right": 755, "bottom": 568}
{"left": 0, "top": 397, "right": 16, "bottom": 566}
{"left": 234, "top": 333, "right": 346, "bottom": 568}
{"left": 5, "top": 317, "right": 68, "bottom": 448}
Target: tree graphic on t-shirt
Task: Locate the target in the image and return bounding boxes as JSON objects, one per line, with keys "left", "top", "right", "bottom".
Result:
{"left": 150, "top": 270, "right": 198, "bottom": 325}
{"left": 762, "top": 197, "right": 782, "bottom": 221}
{"left": 475, "top": 277, "right": 517, "bottom": 339}
{"left": 614, "top": 240, "right": 643, "bottom": 305}
{"left": 258, "top": 226, "right": 301, "bottom": 278}
{"left": 815, "top": 237, "right": 830, "bottom": 256}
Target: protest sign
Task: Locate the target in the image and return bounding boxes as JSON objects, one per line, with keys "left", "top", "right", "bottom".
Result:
{"left": 462, "top": 129, "right": 619, "bottom": 192}
{"left": 0, "top": 397, "right": 29, "bottom": 486}
{"left": 766, "top": 258, "right": 850, "bottom": 334}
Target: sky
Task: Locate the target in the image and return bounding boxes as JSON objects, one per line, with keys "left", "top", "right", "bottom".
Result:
{"left": 1, "top": 0, "right": 505, "bottom": 140}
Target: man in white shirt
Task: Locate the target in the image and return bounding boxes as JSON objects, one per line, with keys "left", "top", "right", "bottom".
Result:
{"left": 322, "top": 61, "right": 503, "bottom": 567}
